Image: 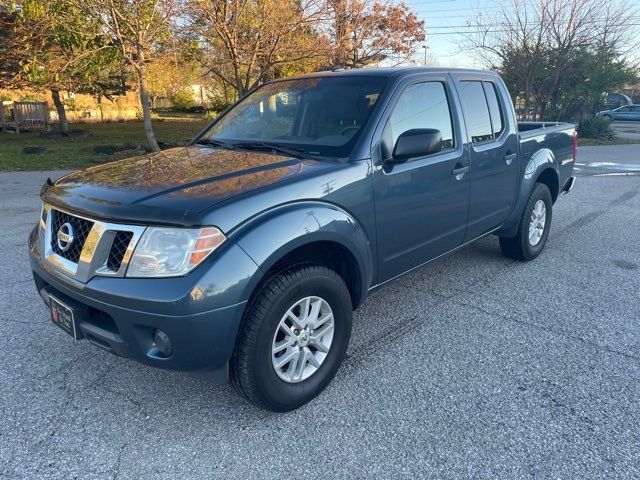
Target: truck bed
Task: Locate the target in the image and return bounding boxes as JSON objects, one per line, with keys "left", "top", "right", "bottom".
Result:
{"left": 517, "top": 121, "right": 576, "bottom": 194}
{"left": 518, "top": 121, "right": 573, "bottom": 135}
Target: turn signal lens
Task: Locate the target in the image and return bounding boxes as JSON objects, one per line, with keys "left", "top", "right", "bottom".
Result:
{"left": 189, "top": 227, "right": 227, "bottom": 266}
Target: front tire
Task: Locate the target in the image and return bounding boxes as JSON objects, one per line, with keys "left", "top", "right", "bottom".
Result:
{"left": 499, "top": 183, "right": 552, "bottom": 261}
{"left": 230, "top": 264, "right": 352, "bottom": 412}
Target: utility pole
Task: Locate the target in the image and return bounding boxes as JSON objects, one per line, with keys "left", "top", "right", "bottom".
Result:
{"left": 422, "top": 45, "right": 427, "bottom": 66}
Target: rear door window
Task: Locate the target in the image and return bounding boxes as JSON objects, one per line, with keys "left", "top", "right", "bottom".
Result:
{"left": 458, "top": 81, "right": 493, "bottom": 143}
{"left": 482, "top": 82, "right": 504, "bottom": 138}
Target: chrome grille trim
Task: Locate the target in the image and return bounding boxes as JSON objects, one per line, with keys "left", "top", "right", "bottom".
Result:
{"left": 41, "top": 204, "right": 146, "bottom": 283}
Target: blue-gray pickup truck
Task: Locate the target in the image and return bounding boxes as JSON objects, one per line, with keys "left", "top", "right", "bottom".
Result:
{"left": 29, "top": 68, "right": 576, "bottom": 411}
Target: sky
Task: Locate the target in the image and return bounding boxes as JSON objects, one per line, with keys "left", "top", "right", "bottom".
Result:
{"left": 404, "top": 0, "right": 640, "bottom": 68}
{"left": 404, "top": 0, "right": 500, "bottom": 68}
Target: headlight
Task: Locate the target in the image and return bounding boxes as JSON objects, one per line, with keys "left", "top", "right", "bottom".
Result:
{"left": 126, "top": 226, "right": 226, "bottom": 278}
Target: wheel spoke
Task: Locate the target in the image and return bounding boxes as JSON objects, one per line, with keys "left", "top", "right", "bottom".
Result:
{"left": 275, "top": 347, "right": 299, "bottom": 369}
{"left": 312, "top": 322, "right": 334, "bottom": 340}
{"left": 272, "top": 337, "right": 293, "bottom": 355}
{"left": 305, "top": 347, "right": 320, "bottom": 368}
{"left": 279, "top": 322, "right": 295, "bottom": 337}
{"left": 301, "top": 297, "right": 311, "bottom": 325}
{"left": 289, "top": 349, "right": 306, "bottom": 382}
{"left": 310, "top": 323, "right": 334, "bottom": 353}
{"left": 286, "top": 310, "right": 305, "bottom": 330}
{"left": 313, "top": 312, "right": 333, "bottom": 330}
{"left": 307, "top": 298, "right": 322, "bottom": 328}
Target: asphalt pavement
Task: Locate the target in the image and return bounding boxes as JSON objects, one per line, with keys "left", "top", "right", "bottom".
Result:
{"left": 1, "top": 151, "right": 639, "bottom": 478}
{"left": 575, "top": 143, "right": 640, "bottom": 176}
{"left": 611, "top": 121, "right": 640, "bottom": 141}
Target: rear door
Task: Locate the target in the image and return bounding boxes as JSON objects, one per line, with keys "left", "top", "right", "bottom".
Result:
{"left": 372, "top": 75, "right": 470, "bottom": 281}
{"left": 451, "top": 74, "right": 518, "bottom": 240}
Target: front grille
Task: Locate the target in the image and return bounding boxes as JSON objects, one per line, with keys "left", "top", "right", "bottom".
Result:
{"left": 50, "top": 210, "right": 94, "bottom": 263}
{"left": 107, "top": 231, "right": 133, "bottom": 271}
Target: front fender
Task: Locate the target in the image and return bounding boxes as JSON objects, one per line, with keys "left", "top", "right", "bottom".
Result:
{"left": 497, "top": 148, "right": 559, "bottom": 237}
{"left": 230, "top": 201, "right": 373, "bottom": 305}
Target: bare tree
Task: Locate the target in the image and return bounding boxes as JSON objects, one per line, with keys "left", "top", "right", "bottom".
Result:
{"left": 463, "top": 0, "right": 639, "bottom": 120}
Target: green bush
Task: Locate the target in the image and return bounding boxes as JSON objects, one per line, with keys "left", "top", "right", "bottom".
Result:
{"left": 208, "top": 97, "right": 232, "bottom": 113}
{"left": 203, "top": 110, "right": 220, "bottom": 120}
{"left": 577, "top": 116, "right": 615, "bottom": 140}
{"left": 169, "top": 89, "right": 196, "bottom": 111}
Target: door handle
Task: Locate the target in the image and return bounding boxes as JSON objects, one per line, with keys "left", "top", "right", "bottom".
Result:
{"left": 505, "top": 152, "right": 517, "bottom": 165}
{"left": 451, "top": 165, "right": 470, "bottom": 179}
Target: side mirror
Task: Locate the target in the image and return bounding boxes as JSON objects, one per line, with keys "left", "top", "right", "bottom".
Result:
{"left": 387, "top": 128, "right": 442, "bottom": 165}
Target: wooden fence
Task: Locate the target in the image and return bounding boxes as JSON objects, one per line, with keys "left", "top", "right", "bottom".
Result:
{"left": 0, "top": 101, "right": 51, "bottom": 133}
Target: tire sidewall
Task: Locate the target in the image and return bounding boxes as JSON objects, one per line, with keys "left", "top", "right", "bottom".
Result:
{"left": 523, "top": 184, "right": 552, "bottom": 259}
{"left": 250, "top": 269, "right": 352, "bottom": 410}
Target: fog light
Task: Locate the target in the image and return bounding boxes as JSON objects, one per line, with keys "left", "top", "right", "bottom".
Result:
{"left": 154, "top": 329, "right": 173, "bottom": 356}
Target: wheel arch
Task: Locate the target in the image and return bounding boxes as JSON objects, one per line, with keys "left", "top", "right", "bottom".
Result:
{"left": 231, "top": 201, "right": 373, "bottom": 310}
{"left": 534, "top": 167, "right": 560, "bottom": 203}
{"left": 497, "top": 148, "right": 559, "bottom": 237}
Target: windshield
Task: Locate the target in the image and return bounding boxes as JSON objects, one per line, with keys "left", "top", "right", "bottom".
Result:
{"left": 202, "top": 76, "right": 388, "bottom": 157}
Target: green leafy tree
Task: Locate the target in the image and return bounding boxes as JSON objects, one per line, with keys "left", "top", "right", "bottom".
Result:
{"left": 12, "top": 0, "right": 124, "bottom": 131}
{"left": 70, "top": 0, "right": 181, "bottom": 152}
{"left": 0, "top": 4, "right": 28, "bottom": 89}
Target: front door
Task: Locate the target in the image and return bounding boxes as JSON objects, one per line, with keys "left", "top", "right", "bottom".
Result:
{"left": 452, "top": 76, "right": 519, "bottom": 240}
{"left": 373, "top": 78, "right": 470, "bottom": 281}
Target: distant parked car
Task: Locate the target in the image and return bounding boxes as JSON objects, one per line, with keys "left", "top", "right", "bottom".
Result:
{"left": 597, "top": 104, "right": 640, "bottom": 121}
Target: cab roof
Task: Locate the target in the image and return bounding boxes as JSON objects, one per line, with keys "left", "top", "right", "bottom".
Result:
{"left": 290, "top": 66, "right": 495, "bottom": 80}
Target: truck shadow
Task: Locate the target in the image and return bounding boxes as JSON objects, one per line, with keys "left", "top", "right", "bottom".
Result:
{"left": 71, "top": 234, "right": 513, "bottom": 420}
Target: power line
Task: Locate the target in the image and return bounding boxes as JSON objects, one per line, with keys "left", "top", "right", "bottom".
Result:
{"left": 424, "top": 17, "right": 640, "bottom": 29}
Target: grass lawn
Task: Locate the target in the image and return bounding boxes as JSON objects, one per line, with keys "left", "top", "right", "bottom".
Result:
{"left": 0, "top": 118, "right": 209, "bottom": 171}
{"left": 578, "top": 137, "right": 640, "bottom": 146}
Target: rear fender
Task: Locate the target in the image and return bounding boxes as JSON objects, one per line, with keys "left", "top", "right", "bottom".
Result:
{"left": 496, "top": 148, "right": 559, "bottom": 237}
{"left": 230, "top": 201, "right": 373, "bottom": 306}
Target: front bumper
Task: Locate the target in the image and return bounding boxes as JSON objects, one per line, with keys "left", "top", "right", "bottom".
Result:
{"left": 29, "top": 226, "right": 253, "bottom": 383}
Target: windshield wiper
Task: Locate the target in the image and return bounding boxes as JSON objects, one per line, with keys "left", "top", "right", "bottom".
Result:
{"left": 195, "top": 138, "right": 238, "bottom": 150}
{"left": 233, "top": 141, "right": 306, "bottom": 159}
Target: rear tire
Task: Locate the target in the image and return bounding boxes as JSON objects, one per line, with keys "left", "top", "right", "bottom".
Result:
{"left": 230, "top": 264, "right": 352, "bottom": 412}
{"left": 499, "top": 183, "right": 552, "bottom": 261}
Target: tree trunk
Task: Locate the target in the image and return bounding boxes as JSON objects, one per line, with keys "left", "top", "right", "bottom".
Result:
{"left": 51, "top": 89, "right": 68, "bottom": 132}
{"left": 96, "top": 94, "right": 104, "bottom": 123}
{"left": 137, "top": 66, "right": 160, "bottom": 152}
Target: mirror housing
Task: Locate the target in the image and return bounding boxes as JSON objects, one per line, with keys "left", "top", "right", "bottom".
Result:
{"left": 387, "top": 128, "right": 443, "bottom": 165}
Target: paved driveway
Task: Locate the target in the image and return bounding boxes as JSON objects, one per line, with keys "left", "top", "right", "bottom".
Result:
{"left": 575, "top": 144, "right": 640, "bottom": 176}
{"left": 612, "top": 121, "right": 640, "bottom": 141}
{"left": 1, "top": 168, "right": 639, "bottom": 478}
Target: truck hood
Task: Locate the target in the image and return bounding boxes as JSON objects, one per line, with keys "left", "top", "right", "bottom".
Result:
{"left": 42, "top": 146, "right": 334, "bottom": 226}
